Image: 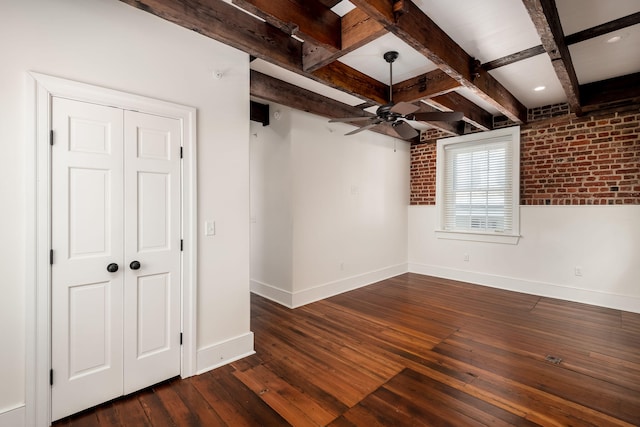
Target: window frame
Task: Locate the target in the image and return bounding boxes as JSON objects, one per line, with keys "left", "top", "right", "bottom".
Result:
{"left": 435, "top": 126, "right": 520, "bottom": 244}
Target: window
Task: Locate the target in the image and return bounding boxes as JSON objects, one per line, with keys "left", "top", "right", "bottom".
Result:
{"left": 435, "top": 126, "right": 520, "bottom": 244}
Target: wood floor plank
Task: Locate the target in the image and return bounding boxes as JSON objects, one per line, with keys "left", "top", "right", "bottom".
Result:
{"left": 115, "top": 394, "right": 151, "bottom": 427}
{"left": 189, "top": 371, "right": 257, "bottom": 426}
{"left": 136, "top": 388, "right": 176, "bottom": 427}
{"left": 53, "top": 273, "right": 639, "bottom": 427}
{"left": 152, "top": 380, "right": 206, "bottom": 427}
{"left": 434, "top": 334, "right": 640, "bottom": 425}
{"left": 94, "top": 403, "right": 122, "bottom": 427}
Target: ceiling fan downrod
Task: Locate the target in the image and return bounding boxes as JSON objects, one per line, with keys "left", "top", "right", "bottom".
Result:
{"left": 383, "top": 51, "right": 399, "bottom": 104}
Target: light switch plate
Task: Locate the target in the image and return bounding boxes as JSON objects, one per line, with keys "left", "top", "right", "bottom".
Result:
{"left": 205, "top": 220, "right": 215, "bottom": 236}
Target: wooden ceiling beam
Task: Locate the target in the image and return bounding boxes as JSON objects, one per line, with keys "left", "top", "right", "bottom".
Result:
{"left": 412, "top": 104, "right": 465, "bottom": 136}
{"left": 523, "top": 0, "right": 582, "bottom": 115}
{"left": 119, "top": 0, "right": 388, "bottom": 107}
{"left": 250, "top": 70, "right": 403, "bottom": 139}
{"left": 423, "top": 93, "right": 493, "bottom": 131}
{"left": 311, "top": 61, "right": 389, "bottom": 105}
{"left": 119, "top": 0, "right": 303, "bottom": 72}
{"left": 565, "top": 11, "right": 640, "bottom": 45}
{"left": 251, "top": 70, "right": 365, "bottom": 119}
{"left": 303, "top": 8, "right": 387, "bottom": 72}
{"left": 580, "top": 72, "right": 640, "bottom": 109}
{"left": 231, "top": 0, "right": 341, "bottom": 51}
{"left": 349, "top": 0, "right": 527, "bottom": 123}
{"left": 315, "top": 0, "right": 342, "bottom": 8}
{"left": 482, "top": 45, "right": 546, "bottom": 71}
{"left": 485, "top": 12, "right": 640, "bottom": 71}
{"left": 393, "top": 69, "right": 461, "bottom": 103}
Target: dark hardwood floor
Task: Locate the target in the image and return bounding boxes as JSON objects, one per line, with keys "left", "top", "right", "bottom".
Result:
{"left": 54, "top": 273, "right": 640, "bottom": 426}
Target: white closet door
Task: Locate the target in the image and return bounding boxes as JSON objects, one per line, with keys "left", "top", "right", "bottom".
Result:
{"left": 51, "top": 98, "right": 125, "bottom": 421}
{"left": 51, "top": 99, "right": 182, "bottom": 421}
{"left": 123, "top": 111, "right": 182, "bottom": 394}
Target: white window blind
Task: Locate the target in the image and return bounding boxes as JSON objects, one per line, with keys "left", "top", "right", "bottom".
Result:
{"left": 436, "top": 126, "right": 520, "bottom": 244}
{"left": 443, "top": 139, "right": 513, "bottom": 233}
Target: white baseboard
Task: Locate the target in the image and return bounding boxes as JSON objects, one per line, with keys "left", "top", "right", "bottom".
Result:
{"left": 251, "top": 263, "right": 409, "bottom": 308}
{"left": 409, "top": 262, "right": 640, "bottom": 314}
{"left": 250, "top": 280, "right": 293, "bottom": 307}
{"left": 0, "top": 404, "right": 25, "bottom": 427}
{"left": 195, "top": 332, "right": 255, "bottom": 375}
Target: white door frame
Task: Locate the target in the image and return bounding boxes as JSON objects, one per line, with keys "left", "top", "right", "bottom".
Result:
{"left": 25, "top": 72, "right": 198, "bottom": 426}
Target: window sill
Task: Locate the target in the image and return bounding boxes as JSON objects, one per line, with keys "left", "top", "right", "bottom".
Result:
{"left": 435, "top": 230, "right": 520, "bottom": 245}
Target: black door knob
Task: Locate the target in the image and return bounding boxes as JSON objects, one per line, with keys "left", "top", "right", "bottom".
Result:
{"left": 107, "top": 263, "right": 119, "bottom": 273}
{"left": 130, "top": 261, "right": 141, "bottom": 270}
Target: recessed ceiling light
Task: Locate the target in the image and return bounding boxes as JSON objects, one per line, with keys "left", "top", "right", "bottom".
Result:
{"left": 606, "top": 35, "right": 622, "bottom": 43}
{"left": 534, "top": 86, "right": 546, "bottom": 92}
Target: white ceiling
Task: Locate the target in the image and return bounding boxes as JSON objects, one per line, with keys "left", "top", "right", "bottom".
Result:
{"left": 338, "top": 33, "right": 438, "bottom": 86}
{"left": 251, "top": 0, "right": 640, "bottom": 118}
{"left": 570, "top": 23, "right": 640, "bottom": 84}
{"left": 412, "top": 0, "right": 542, "bottom": 63}
{"left": 556, "top": 0, "right": 640, "bottom": 34}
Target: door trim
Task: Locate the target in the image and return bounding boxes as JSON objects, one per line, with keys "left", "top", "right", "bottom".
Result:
{"left": 26, "top": 72, "right": 198, "bottom": 426}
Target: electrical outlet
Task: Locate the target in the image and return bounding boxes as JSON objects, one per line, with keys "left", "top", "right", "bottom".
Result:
{"left": 575, "top": 266, "right": 582, "bottom": 276}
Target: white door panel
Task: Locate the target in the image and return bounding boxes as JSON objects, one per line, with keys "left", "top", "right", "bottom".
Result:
{"left": 51, "top": 98, "right": 124, "bottom": 421}
{"left": 51, "top": 99, "right": 181, "bottom": 420}
{"left": 123, "top": 111, "right": 181, "bottom": 394}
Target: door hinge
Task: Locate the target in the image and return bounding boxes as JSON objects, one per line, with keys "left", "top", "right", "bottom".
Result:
{"left": 50, "top": 369, "right": 53, "bottom": 386}
{"left": 180, "top": 147, "right": 183, "bottom": 159}
{"left": 50, "top": 249, "right": 53, "bottom": 265}
{"left": 50, "top": 130, "right": 54, "bottom": 146}
{"left": 180, "top": 332, "right": 183, "bottom": 346}
{"left": 180, "top": 239, "right": 183, "bottom": 251}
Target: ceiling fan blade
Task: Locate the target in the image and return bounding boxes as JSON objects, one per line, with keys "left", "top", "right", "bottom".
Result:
{"left": 344, "top": 122, "right": 381, "bottom": 136}
{"left": 390, "top": 102, "right": 420, "bottom": 116}
{"left": 412, "top": 111, "right": 464, "bottom": 122}
{"left": 392, "top": 120, "right": 419, "bottom": 139}
{"left": 329, "top": 116, "right": 375, "bottom": 123}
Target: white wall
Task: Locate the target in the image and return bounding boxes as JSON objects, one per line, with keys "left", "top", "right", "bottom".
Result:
{"left": 1, "top": 0, "right": 252, "bottom": 421}
{"left": 250, "top": 109, "right": 294, "bottom": 295}
{"left": 251, "top": 106, "right": 410, "bottom": 307}
{"left": 409, "top": 205, "right": 640, "bottom": 313}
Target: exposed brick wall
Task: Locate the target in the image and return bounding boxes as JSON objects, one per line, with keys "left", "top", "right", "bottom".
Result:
{"left": 410, "top": 106, "right": 640, "bottom": 205}
{"left": 410, "top": 141, "right": 437, "bottom": 204}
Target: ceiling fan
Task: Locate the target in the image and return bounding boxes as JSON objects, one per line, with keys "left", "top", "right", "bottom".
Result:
{"left": 329, "top": 51, "right": 463, "bottom": 139}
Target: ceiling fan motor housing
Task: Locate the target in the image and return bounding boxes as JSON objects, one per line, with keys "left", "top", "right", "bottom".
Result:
{"left": 383, "top": 51, "right": 399, "bottom": 63}
{"left": 376, "top": 104, "right": 402, "bottom": 122}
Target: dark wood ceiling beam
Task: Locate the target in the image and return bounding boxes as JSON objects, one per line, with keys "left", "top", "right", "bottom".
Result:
{"left": 316, "top": 0, "right": 342, "bottom": 8}
{"left": 231, "top": 0, "right": 341, "bottom": 51}
{"left": 251, "top": 70, "right": 365, "bottom": 118}
{"left": 484, "top": 12, "right": 640, "bottom": 71}
{"left": 580, "top": 72, "right": 640, "bottom": 108}
{"left": 303, "top": 8, "right": 387, "bottom": 72}
{"left": 349, "top": 0, "right": 527, "bottom": 123}
{"left": 483, "top": 45, "right": 546, "bottom": 71}
{"left": 119, "top": 0, "right": 389, "bottom": 107}
{"left": 423, "top": 93, "right": 493, "bottom": 131}
{"left": 565, "top": 11, "right": 640, "bottom": 45}
{"left": 311, "top": 61, "right": 389, "bottom": 105}
{"left": 119, "top": 0, "right": 303, "bottom": 72}
{"left": 413, "top": 104, "right": 465, "bottom": 136}
{"left": 250, "top": 70, "right": 404, "bottom": 139}
{"left": 523, "top": 0, "right": 582, "bottom": 115}
{"left": 393, "top": 70, "right": 461, "bottom": 103}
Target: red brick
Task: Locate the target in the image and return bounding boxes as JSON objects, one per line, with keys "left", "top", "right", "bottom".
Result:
{"left": 410, "top": 108, "right": 639, "bottom": 206}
